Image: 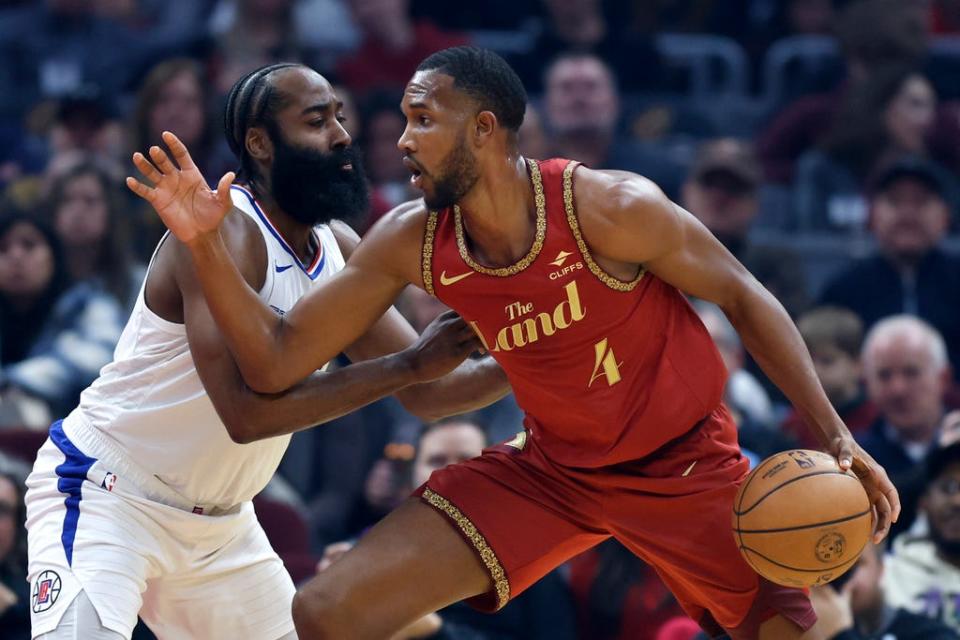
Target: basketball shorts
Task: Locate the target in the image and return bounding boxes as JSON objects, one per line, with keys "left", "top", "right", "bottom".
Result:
{"left": 25, "top": 421, "right": 296, "bottom": 640}
{"left": 416, "top": 404, "right": 816, "bottom": 640}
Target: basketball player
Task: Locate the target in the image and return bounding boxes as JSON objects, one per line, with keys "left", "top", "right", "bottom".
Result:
{"left": 133, "top": 48, "right": 901, "bottom": 640}
{"left": 25, "top": 63, "right": 509, "bottom": 640}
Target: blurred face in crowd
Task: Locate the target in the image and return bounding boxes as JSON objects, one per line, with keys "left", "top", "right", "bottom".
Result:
{"left": 149, "top": 70, "right": 205, "bottom": 149}
{"left": 0, "top": 476, "right": 17, "bottom": 563}
{"left": 413, "top": 422, "right": 486, "bottom": 487}
{"left": 55, "top": 172, "right": 109, "bottom": 247}
{"left": 682, "top": 170, "right": 758, "bottom": 242}
{"left": 365, "top": 110, "right": 409, "bottom": 185}
{"left": 811, "top": 344, "right": 862, "bottom": 408}
{"left": 863, "top": 328, "right": 947, "bottom": 441}
{"left": 871, "top": 177, "right": 949, "bottom": 261}
{"left": 924, "top": 460, "right": 960, "bottom": 558}
{"left": 0, "top": 222, "right": 55, "bottom": 301}
{"left": 884, "top": 74, "right": 936, "bottom": 153}
{"left": 545, "top": 56, "right": 619, "bottom": 136}
{"left": 844, "top": 542, "right": 885, "bottom": 616}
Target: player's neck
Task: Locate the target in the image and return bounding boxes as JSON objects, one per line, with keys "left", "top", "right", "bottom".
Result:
{"left": 456, "top": 155, "right": 537, "bottom": 268}
{"left": 253, "top": 188, "right": 316, "bottom": 260}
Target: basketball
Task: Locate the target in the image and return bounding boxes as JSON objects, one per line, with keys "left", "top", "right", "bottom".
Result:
{"left": 732, "top": 449, "right": 873, "bottom": 588}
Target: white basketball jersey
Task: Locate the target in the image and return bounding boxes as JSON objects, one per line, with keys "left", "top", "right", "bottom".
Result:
{"left": 61, "top": 185, "right": 345, "bottom": 509}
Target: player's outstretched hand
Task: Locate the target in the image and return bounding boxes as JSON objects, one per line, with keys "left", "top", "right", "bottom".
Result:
{"left": 126, "top": 131, "right": 235, "bottom": 245}
{"left": 403, "top": 310, "right": 481, "bottom": 382}
{"left": 830, "top": 435, "right": 900, "bottom": 543}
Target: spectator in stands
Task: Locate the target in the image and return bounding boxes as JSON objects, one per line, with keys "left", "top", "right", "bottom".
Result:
{"left": 320, "top": 418, "right": 576, "bottom": 639}
{"left": 682, "top": 138, "right": 810, "bottom": 318}
{"left": 883, "top": 435, "right": 960, "bottom": 633}
{"left": 357, "top": 91, "right": 417, "bottom": 228}
{"left": 510, "top": 0, "right": 661, "bottom": 94}
{"left": 131, "top": 59, "right": 233, "bottom": 187}
{"left": 782, "top": 307, "right": 878, "bottom": 448}
{"left": 335, "top": 0, "right": 468, "bottom": 97}
{"left": 130, "top": 58, "right": 235, "bottom": 252}
{"left": 808, "top": 540, "right": 958, "bottom": 639}
{"left": 209, "top": 0, "right": 315, "bottom": 95}
{"left": 757, "top": 0, "right": 929, "bottom": 183}
{"left": 858, "top": 316, "right": 949, "bottom": 482}
{"left": 46, "top": 162, "right": 144, "bottom": 308}
{"left": 793, "top": 66, "right": 954, "bottom": 232}
{"left": 569, "top": 538, "right": 688, "bottom": 640}
{"left": 819, "top": 157, "right": 960, "bottom": 372}
{"left": 0, "top": 212, "right": 124, "bottom": 425}
{"left": 0, "top": 470, "right": 28, "bottom": 638}
{"left": 543, "top": 53, "right": 685, "bottom": 198}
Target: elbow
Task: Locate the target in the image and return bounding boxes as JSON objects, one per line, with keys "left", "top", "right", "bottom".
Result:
{"left": 221, "top": 403, "right": 264, "bottom": 444}
{"left": 243, "top": 368, "right": 293, "bottom": 395}
{"left": 397, "top": 393, "right": 445, "bottom": 423}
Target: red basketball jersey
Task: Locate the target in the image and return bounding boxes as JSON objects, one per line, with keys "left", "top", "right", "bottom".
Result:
{"left": 423, "top": 159, "right": 727, "bottom": 466}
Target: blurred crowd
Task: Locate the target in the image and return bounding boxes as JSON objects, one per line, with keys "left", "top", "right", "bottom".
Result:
{"left": 4, "top": 0, "right": 960, "bottom": 639}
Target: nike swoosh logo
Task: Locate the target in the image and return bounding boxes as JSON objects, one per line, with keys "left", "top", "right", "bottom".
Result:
{"left": 439, "top": 270, "right": 474, "bottom": 286}
{"left": 275, "top": 263, "right": 294, "bottom": 273}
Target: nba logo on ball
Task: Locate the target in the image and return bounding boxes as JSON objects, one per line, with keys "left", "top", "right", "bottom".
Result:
{"left": 732, "top": 449, "right": 872, "bottom": 588}
{"left": 32, "top": 570, "right": 61, "bottom": 613}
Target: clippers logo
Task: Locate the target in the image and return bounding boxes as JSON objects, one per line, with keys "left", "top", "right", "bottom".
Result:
{"left": 32, "top": 570, "right": 61, "bottom": 613}
{"left": 101, "top": 472, "right": 117, "bottom": 492}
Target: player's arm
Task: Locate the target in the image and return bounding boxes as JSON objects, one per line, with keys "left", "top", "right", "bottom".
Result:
{"left": 128, "top": 132, "right": 416, "bottom": 393}
{"left": 578, "top": 168, "right": 900, "bottom": 541}
{"left": 330, "top": 220, "right": 510, "bottom": 422}
{"left": 172, "top": 214, "right": 479, "bottom": 444}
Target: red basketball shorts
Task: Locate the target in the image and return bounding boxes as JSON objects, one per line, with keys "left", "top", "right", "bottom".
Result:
{"left": 416, "top": 404, "right": 816, "bottom": 639}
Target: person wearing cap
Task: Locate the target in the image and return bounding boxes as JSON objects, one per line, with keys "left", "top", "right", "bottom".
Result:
{"left": 820, "top": 155, "right": 960, "bottom": 377}
{"left": 882, "top": 416, "right": 960, "bottom": 633}
{"left": 682, "top": 138, "right": 810, "bottom": 318}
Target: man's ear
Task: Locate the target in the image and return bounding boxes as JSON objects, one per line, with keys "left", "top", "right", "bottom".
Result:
{"left": 474, "top": 110, "right": 498, "bottom": 147}
{"left": 246, "top": 126, "right": 273, "bottom": 162}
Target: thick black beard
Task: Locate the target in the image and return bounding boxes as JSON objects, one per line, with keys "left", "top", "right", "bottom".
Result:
{"left": 424, "top": 134, "right": 479, "bottom": 211}
{"left": 269, "top": 131, "right": 370, "bottom": 227}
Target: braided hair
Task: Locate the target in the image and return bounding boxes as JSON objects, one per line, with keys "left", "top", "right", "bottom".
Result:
{"left": 222, "top": 62, "right": 305, "bottom": 193}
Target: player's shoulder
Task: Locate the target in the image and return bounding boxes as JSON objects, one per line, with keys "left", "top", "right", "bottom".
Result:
{"left": 574, "top": 166, "right": 669, "bottom": 212}
{"left": 572, "top": 166, "right": 673, "bottom": 229}
{"left": 367, "top": 198, "right": 431, "bottom": 244}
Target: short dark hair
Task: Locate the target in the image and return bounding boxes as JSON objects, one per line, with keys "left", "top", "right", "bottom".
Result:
{"left": 222, "top": 62, "right": 305, "bottom": 184}
{"left": 417, "top": 47, "right": 527, "bottom": 132}
{"left": 797, "top": 307, "right": 864, "bottom": 358}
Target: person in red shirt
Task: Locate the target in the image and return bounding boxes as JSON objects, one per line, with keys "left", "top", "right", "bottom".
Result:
{"left": 130, "top": 47, "right": 899, "bottom": 640}
{"left": 336, "top": 0, "right": 469, "bottom": 97}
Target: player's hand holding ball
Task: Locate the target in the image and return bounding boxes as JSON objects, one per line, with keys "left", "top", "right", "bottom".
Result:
{"left": 733, "top": 449, "right": 877, "bottom": 588}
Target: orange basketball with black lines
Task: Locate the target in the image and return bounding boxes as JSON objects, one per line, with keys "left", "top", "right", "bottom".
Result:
{"left": 732, "top": 449, "right": 872, "bottom": 588}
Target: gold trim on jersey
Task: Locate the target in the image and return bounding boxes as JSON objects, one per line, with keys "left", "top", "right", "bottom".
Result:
{"left": 562, "top": 161, "right": 645, "bottom": 292}
{"left": 422, "top": 488, "right": 510, "bottom": 610}
{"left": 422, "top": 211, "right": 438, "bottom": 296}
{"left": 453, "top": 159, "right": 546, "bottom": 277}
